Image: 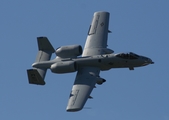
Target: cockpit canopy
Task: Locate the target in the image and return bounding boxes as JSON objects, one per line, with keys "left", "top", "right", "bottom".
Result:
{"left": 116, "top": 52, "right": 140, "bottom": 59}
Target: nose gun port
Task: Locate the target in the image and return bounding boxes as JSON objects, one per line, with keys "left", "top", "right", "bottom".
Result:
{"left": 148, "top": 58, "right": 154, "bottom": 64}
{"left": 142, "top": 56, "right": 154, "bottom": 66}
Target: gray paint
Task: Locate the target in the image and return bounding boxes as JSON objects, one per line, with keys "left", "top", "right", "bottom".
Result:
{"left": 27, "top": 11, "right": 154, "bottom": 112}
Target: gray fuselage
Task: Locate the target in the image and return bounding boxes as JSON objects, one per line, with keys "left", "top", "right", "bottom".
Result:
{"left": 32, "top": 52, "right": 153, "bottom": 72}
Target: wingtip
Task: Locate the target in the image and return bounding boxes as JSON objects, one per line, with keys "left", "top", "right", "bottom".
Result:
{"left": 66, "top": 106, "right": 83, "bottom": 112}
{"left": 66, "top": 107, "right": 82, "bottom": 112}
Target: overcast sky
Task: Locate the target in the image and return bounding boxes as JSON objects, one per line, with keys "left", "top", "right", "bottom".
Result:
{"left": 0, "top": 0, "right": 169, "bottom": 120}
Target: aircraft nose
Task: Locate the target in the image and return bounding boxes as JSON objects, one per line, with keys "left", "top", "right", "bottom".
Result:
{"left": 148, "top": 58, "right": 154, "bottom": 64}
{"left": 140, "top": 56, "right": 154, "bottom": 66}
{"left": 143, "top": 57, "right": 154, "bottom": 64}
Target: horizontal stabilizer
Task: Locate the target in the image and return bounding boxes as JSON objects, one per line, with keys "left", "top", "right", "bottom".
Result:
{"left": 27, "top": 69, "right": 45, "bottom": 85}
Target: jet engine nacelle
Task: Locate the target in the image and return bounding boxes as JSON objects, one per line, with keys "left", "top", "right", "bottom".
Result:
{"left": 96, "top": 78, "right": 106, "bottom": 85}
{"left": 56, "top": 45, "right": 82, "bottom": 58}
{"left": 50, "top": 61, "right": 77, "bottom": 73}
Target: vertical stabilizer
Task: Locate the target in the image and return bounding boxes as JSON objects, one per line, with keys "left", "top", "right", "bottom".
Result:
{"left": 27, "top": 37, "right": 55, "bottom": 85}
{"left": 35, "top": 37, "right": 55, "bottom": 62}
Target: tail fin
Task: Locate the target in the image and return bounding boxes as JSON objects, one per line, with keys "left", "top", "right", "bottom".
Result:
{"left": 27, "top": 37, "right": 55, "bottom": 85}
{"left": 36, "top": 37, "right": 55, "bottom": 62}
{"left": 27, "top": 69, "right": 46, "bottom": 85}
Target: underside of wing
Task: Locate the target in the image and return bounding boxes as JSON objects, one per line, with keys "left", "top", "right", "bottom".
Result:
{"left": 82, "top": 11, "right": 110, "bottom": 56}
{"left": 66, "top": 67, "right": 100, "bottom": 112}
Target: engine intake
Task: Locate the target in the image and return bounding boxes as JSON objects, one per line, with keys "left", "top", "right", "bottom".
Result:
{"left": 56, "top": 45, "right": 82, "bottom": 58}
{"left": 50, "top": 61, "right": 77, "bottom": 73}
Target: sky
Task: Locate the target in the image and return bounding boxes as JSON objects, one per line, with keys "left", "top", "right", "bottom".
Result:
{"left": 0, "top": 0, "right": 169, "bottom": 120}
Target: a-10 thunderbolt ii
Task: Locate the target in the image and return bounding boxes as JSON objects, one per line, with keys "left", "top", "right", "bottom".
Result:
{"left": 27, "top": 11, "right": 154, "bottom": 112}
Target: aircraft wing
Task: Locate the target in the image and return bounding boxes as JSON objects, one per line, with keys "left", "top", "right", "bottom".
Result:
{"left": 66, "top": 67, "right": 100, "bottom": 112}
{"left": 67, "top": 12, "right": 110, "bottom": 112}
{"left": 82, "top": 11, "right": 110, "bottom": 56}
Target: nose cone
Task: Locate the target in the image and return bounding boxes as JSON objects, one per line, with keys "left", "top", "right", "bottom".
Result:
{"left": 141, "top": 56, "right": 154, "bottom": 66}
{"left": 142, "top": 56, "right": 154, "bottom": 65}
{"left": 147, "top": 58, "right": 154, "bottom": 64}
